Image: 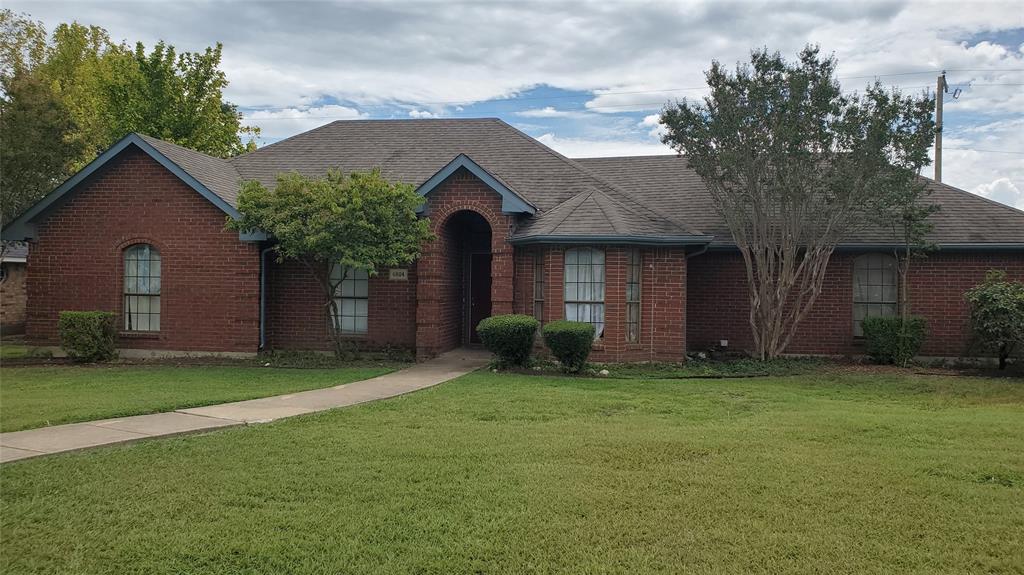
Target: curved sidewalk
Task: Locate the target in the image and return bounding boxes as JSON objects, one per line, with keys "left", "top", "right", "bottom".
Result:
{"left": 0, "top": 348, "right": 490, "bottom": 463}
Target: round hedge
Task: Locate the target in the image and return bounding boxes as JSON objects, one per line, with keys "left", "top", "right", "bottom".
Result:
{"left": 476, "top": 314, "right": 539, "bottom": 367}
{"left": 542, "top": 320, "right": 595, "bottom": 373}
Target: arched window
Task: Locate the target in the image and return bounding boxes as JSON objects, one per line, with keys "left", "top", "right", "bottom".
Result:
{"left": 853, "top": 253, "right": 897, "bottom": 336}
{"left": 564, "top": 247, "right": 605, "bottom": 338}
{"left": 124, "top": 244, "right": 161, "bottom": 331}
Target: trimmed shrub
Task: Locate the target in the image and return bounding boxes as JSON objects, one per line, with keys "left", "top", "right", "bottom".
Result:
{"left": 476, "top": 314, "right": 539, "bottom": 367}
{"left": 542, "top": 320, "right": 595, "bottom": 373}
{"left": 58, "top": 311, "right": 117, "bottom": 362}
{"left": 861, "top": 316, "right": 927, "bottom": 366}
{"left": 965, "top": 269, "right": 1024, "bottom": 370}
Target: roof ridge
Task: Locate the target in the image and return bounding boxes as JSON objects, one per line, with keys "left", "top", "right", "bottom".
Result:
{"left": 493, "top": 120, "right": 701, "bottom": 233}
{"left": 230, "top": 120, "right": 345, "bottom": 161}
{"left": 136, "top": 133, "right": 232, "bottom": 163}
{"left": 921, "top": 176, "right": 1024, "bottom": 217}
{"left": 545, "top": 189, "right": 596, "bottom": 234}
{"left": 589, "top": 189, "right": 625, "bottom": 234}
{"left": 575, "top": 154, "right": 682, "bottom": 160}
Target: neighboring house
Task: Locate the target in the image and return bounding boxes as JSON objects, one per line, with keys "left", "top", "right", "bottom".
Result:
{"left": 3, "top": 119, "right": 1023, "bottom": 360}
{"left": 0, "top": 241, "right": 29, "bottom": 335}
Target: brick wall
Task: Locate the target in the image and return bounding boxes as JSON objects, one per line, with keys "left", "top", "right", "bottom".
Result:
{"left": 1, "top": 261, "right": 27, "bottom": 334}
{"left": 687, "top": 250, "right": 1024, "bottom": 357}
{"left": 264, "top": 258, "right": 418, "bottom": 352}
{"left": 25, "top": 147, "right": 261, "bottom": 352}
{"left": 515, "top": 245, "right": 688, "bottom": 362}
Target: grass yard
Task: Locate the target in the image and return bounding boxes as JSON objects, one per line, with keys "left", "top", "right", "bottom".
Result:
{"left": 2, "top": 370, "right": 1023, "bottom": 574}
{"left": 0, "top": 364, "right": 397, "bottom": 432}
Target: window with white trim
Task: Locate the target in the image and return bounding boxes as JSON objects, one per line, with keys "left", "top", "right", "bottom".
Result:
{"left": 626, "top": 249, "right": 641, "bottom": 342}
{"left": 852, "top": 253, "right": 898, "bottom": 337}
{"left": 123, "top": 244, "right": 161, "bottom": 331}
{"left": 564, "top": 247, "right": 605, "bottom": 338}
{"left": 331, "top": 265, "right": 369, "bottom": 334}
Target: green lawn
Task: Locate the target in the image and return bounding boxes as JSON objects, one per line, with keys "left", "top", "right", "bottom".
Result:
{"left": 0, "top": 364, "right": 396, "bottom": 432}
{"left": 2, "top": 371, "right": 1023, "bottom": 574}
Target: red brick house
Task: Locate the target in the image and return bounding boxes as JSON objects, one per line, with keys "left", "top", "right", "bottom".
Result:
{"left": 4, "top": 119, "right": 1023, "bottom": 360}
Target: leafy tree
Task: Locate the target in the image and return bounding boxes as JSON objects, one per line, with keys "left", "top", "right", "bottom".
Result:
{"left": 965, "top": 270, "right": 1024, "bottom": 370}
{"left": 660, "top": 46, "right": 935, "bottom": 360}
{"left": 0, "top": 71, "right": 85, "bottom": 223}
{"left": 0, "top": 9, "right": 258, "bottom": 220}
{"left": 227, "top": 170, "right": 433, "bottom": 357}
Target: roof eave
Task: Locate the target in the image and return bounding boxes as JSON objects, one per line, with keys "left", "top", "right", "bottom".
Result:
{"left": 510, "top": 234, "right": 714, "bottom": 246}
{"left": 702, "top": 242, "right": 1024, "bottom": 253}
{"left": 414, "top": 153, "right": 536, "bottom": 215}
{"left": 0, "top": 134, "right": 264, "bottom": 243}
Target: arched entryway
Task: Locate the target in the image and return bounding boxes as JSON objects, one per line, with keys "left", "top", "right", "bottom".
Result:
{"left": 439, "top": 210, "right": 492, "bottom": 347}
{"left": 444, "top": 210, "right": 491, "bottom": 343}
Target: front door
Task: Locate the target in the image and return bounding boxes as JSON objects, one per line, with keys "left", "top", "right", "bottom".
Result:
{"left": 468, "top": 253, "right": 492, "bottom": 344}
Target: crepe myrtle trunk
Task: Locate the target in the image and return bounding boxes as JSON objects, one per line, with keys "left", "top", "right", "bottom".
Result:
{"left": 300, "top": 258, "right": 352, "bottom": 358}
{"left": 660, "top": 45, "right": 935, "bottom": 360}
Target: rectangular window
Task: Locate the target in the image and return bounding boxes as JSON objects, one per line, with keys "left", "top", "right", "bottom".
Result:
{"left": 852, "top": 254, "right": 898, "bottom": 337}
{"left": 626, "top": 249, "right": 641, "bottom": 343}
{"left": 123, "top": 244, "right": 161, "bottom": 331}
{"left": 564, "top": 247, "right": 605, "bottom": 338}
{"left": 533, "top": 252, "right": 544, "bottom": 324}
{"left": 331, "top": 265, "right": 369, "bottom": 334}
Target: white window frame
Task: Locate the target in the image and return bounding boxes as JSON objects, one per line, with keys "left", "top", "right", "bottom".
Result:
{"left": 123, "top": 244, "right": 161, "bottom": 331}
{"left": 331, "top": 265, "right": 369, "bottom": 334}
{"left": 625, "top": 248, "right": 641, "bottom": 343}
{"left": 852, "top": 253, "right": 898, "bottom": 337}
{"left": 563, "top": 247, "right": 605, "bottom": 338}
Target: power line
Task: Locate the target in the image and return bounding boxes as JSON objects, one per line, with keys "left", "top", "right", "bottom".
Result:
{"left": 240, "top": 68, "right": 1024, "bottom": 115}
{"left": 945, "top": 147, "right": 1024, "bottom": 155}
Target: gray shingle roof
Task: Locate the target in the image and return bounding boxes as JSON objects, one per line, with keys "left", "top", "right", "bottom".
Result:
{"left": 121, "top": 120, "right": 1023, "bottom": 248}
{"left": 227, "top": 118, "right": 700, "bottom": 241}
{"left": 137, "top": 134, "right": 243, "bottom": 207}
{"left": 577, "top": 155, "right": 1024, "bottom": 247}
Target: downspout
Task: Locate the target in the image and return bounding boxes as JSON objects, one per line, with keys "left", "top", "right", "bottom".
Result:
{"left": 682, "top": 243, "right": 710, "bottom": 360}
{"left": 259, "top": 245, "right": 274, "bottom": 351}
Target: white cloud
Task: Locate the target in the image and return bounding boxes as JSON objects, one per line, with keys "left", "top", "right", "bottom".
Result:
{"left": 640, "top": 114, "right": 667, "bottom": 140}
{"left": 244, "top": 105, "right": 365, "bottom": 140}
{"left": 972, "top": 178, "right": 1024, "bottom": 210}
{"left": 536, "top": 133, "right": 675, "bottom": 158}
{"left": 408, "top": 109, "right": 440, "bottom": 119}
{"left": 940, "top": 117, "right": 1024, "bottom": 209}
{"left": 9, "top": 0, "right": 1022, "bottom": 207}
{"left": 516, "top": 106, "right": 586, "bottom": 118}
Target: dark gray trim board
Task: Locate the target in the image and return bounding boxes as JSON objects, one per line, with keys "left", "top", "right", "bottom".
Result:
{"left": 511, "top": 234, "right": 715, "bottom": 246}
{"left": 1, "top": 134, "right": 263, "bottom": 242}
{"left": 415, "top": 154, "right": 536, "bottom": 215}
{"left": 702, "top": 243, "right": 1024, "bottom": 253}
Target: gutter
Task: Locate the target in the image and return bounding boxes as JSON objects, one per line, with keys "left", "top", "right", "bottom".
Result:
{"left": 702, "top": 243, "right": 1024, "bottom": 253}
{"left": 259, "top": 245, "right": 275, "bottom": 351}
{"left": 510, "top": 234, "right": 714, "bottom": 247}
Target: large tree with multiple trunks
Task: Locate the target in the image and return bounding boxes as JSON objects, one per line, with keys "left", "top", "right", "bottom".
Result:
{"left": 660, "top": 46, "right": 935, "bottom": 360}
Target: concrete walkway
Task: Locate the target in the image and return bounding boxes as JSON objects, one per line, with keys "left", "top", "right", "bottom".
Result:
{"left": 0, "top": 348, "right": 490, "bottom": 464}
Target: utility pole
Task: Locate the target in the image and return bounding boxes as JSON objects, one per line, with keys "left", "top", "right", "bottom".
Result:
{"left": 935, "top": 71, "right": 946, "bottom": 182}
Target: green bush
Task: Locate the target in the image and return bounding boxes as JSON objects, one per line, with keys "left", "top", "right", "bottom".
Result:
{"left": 965, "top": 269, "right": 1024, "bottom": 370}
{"left": 861, "top": 316, "right": 927, "bottom": 366}
{"left": 476, "top": 314, "right": 539, "bottom": 367}
{"left": 542, "top": 320, "right": 595, "bottom": 373}
{"left": 58, "top": 311, "right": 117, "bottom": 362}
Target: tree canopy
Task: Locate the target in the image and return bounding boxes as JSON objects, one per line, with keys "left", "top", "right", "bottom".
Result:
{"left": 0, "top": 9, "right": 257, "bottom": 223}
{"left": 660, "top": 45, "right": 935, "bottom": 360}
{"left": 227, "top": 169, "right": 433, "bottom": 356}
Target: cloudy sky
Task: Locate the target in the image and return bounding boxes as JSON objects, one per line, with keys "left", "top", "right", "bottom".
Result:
{"left": 10, "top": 0, "right": 1024, "bottom": 209}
